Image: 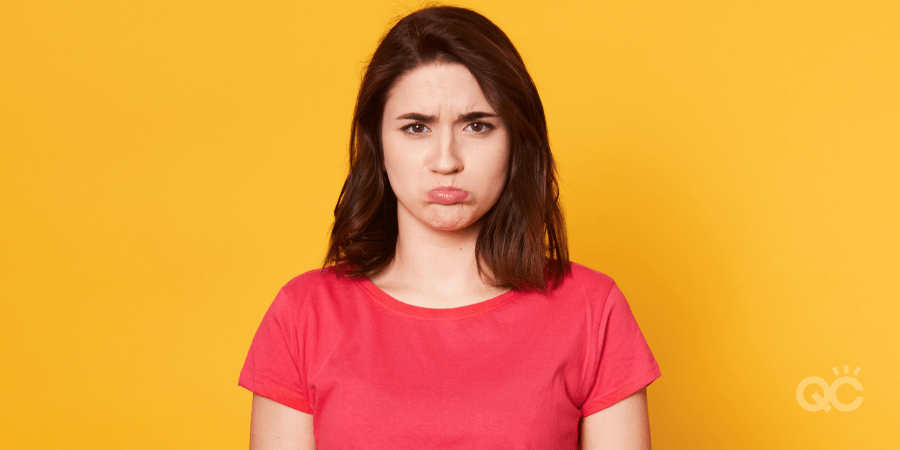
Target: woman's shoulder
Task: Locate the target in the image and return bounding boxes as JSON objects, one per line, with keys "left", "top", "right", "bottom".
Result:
{"left": 555, "top": 262, "right": 637, "bottom": 323}
{"left": 556, "top": 261, "right": 617, "bottom": 293}
{"left": 276, "top": 263, "right": 366, "bottom": 303}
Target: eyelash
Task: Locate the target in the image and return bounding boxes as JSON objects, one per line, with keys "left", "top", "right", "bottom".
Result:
{"left": 400, "top": 122, "right": 495, "bottom": 134}
{"left": 401, "top": 122, "right": 429, "bottom": 134}
{"left": 465, "top": 122, "right": 495, "bottom": 133}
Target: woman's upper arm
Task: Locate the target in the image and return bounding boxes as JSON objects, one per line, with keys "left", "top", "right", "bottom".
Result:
{"left": 250, "top": 394, "right": 316, "bottom": 450}
{"left": 580, "top": 387, "right": 651, "bottom": 450}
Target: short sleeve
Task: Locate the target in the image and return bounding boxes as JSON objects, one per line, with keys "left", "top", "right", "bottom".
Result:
{"left": 238, "top": 288, "right": 313, "bottom": 414}
{"left": 581, "top": 282, "right": 661, "bottom": 417}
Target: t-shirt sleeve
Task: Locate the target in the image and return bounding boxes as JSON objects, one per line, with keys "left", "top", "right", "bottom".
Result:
{"left": 581, "top": 282, "right": 661, "bottom": 417}
{"left": 238, "top": 287, "right": 313, "bottom": 414}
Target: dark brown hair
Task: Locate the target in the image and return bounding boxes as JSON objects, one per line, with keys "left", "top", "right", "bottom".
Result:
{"left": 324, "top": 5, "right": 569, "bottom": 292}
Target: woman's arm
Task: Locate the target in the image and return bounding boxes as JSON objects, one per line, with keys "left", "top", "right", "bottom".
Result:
{"left": 249, "top": 394, "right": 316, "bottom": 450}
{"left": 580, "top": 387, "right": 651, "bottom": 449}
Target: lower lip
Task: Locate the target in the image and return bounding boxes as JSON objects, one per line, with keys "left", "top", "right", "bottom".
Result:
{"left": 428, "top": 187, "right": 468, "bottom": 205}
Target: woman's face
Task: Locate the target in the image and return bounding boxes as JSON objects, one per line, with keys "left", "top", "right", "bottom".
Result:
{"left": 381, "top": 62, "right": 510, "bottom": 232}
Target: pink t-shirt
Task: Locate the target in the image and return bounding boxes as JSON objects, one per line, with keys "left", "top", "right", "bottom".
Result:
{"left": 238, "top": 262, "right": 661, "bottom": 448}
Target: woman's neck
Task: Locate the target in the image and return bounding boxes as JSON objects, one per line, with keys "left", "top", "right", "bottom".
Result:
{"left": 367, "top": 215, "right": 508, "bottom": 308}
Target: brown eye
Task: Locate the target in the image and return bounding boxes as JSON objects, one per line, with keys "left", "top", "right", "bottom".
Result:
{"left": 465, "top": 122, "right": 493, "bottom": 133}
{"left": 402, "top": 123, "right": 429, "bottom": 134}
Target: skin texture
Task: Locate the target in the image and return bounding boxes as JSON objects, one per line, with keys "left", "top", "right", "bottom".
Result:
{"left": 368, "top": 62, "right": 512, "bottom": 309}
{"left": 249, "top": 394, "right": 315, "bottom": 450}
{"left": 380, "top": 62, "right": 510, "bottom": 233}
{"left": 580, "top": 388, "right": 652, "bottom": 449}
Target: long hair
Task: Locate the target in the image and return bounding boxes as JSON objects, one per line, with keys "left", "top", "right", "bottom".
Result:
{"left": 324, "top": 6, "right": 569, "bottom": 292}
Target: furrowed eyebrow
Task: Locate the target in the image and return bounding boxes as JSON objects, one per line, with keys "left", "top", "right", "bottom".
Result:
{"left": 394, "top": 112, "right": 499, "bottom": 122}
{"left": 396, "top": 113, "right": 436, "bottom": 122}
{"left": 458, "top": 112, "right": 499, "bottom": 122}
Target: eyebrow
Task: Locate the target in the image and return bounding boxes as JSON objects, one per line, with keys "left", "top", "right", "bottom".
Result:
{"left": 395, "top": 111, "right": 499, "bottom": 122}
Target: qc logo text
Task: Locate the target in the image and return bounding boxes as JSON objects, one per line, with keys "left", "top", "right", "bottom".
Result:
{"left": 796, "top": 365, "right": 863, "bottom": 412}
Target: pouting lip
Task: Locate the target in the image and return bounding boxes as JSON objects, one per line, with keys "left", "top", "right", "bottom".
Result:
{"left": 429, "top": 186, "right": 464, "bottom": 192}
{"left": 427, "top": 186, "right": 468, "bottom": 204}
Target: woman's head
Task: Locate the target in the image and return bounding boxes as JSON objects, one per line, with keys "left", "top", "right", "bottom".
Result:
{"left": 325, "top": 6, "right": 569, "bottom": 291}
{"left": 380, "top": 61, "right": 511, "bottom": 234}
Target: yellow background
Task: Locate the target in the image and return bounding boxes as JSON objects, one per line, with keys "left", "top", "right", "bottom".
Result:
{"left": 2, "top": 0, "right": 897, "bottom": 448}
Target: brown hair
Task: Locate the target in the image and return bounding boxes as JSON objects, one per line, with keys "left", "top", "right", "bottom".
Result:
{"left": 324, "top": 6, "right": 569, "bottom": 292}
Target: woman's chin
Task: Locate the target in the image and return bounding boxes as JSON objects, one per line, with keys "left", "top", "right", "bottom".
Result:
{"left": 429, "top": 221, "right": 470, "bottom": 232}
{"left": 406, "top": 206, "right": 486, "bottom": 233}
{"left": 425, "top": 216, "right": 478, "bottom": 233}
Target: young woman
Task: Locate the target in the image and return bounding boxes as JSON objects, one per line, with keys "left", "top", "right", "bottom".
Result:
{"left": 239, "top": 6, "right": 661, "bottom": 449}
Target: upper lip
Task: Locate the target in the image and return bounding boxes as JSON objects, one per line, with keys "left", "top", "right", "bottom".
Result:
{"left": 430, "top": 186, "right": 463, "bottom": 191}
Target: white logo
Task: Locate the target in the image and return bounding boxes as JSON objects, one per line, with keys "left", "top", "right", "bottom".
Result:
{"left": 796, "top": 365, "right": 863, "bottom": 412}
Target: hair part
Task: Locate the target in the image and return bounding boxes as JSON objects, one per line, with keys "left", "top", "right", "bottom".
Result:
{"left": 324, "top": 5, "right": 570, "bottom": 292}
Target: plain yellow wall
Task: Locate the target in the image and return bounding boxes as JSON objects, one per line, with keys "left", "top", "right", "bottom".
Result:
{"left": 1, "top": 0, "right": 897, "bottom": 448}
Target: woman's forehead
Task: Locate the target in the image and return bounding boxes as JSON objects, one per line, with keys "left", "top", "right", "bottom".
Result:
{"left": 383, "top": 63, "right": 495, "bottom": 118}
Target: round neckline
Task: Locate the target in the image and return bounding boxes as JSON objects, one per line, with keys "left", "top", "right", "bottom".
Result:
{"left": 359, "top": 276, "right": 519, "bottom": 320}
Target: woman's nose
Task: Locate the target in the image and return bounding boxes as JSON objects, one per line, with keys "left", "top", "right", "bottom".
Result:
{"left": 428, "top": 129, "right": 464, "bottom": 174}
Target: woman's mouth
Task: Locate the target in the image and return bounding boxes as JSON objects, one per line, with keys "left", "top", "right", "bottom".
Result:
{"left": 427, "top": 186, "right": 469, "bottom": 204}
